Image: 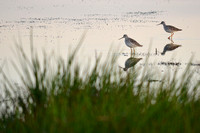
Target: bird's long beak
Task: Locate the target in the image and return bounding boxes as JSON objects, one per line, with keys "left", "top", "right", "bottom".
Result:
{"left": 118, "top": 66, "right": 123, "bottom": 69}
{"left": 119, "top": 37, "right": 124, "bottom": 40}
{"left": 157, "top": 23, "right": 161, "bottom": 26}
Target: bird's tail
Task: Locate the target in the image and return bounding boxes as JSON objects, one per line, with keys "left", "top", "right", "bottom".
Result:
{"left": 175, "top": 45, "right": 182, "bottom": 48}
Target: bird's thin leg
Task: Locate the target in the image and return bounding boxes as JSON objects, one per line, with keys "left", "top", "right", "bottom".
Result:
{"left": 171, "top": 33, "right": 174, "bottom": 40}
{"left": 171, "top": 38, "right": 174, "bottom": 43}
{"left": 168, "top": 34, "right": 171, "bottom": 40}
{"left": 134, "top": 49, "right": 135, "bottom": 55}
{"left": 131, "top": 48, "right": 132, "bottom": 56}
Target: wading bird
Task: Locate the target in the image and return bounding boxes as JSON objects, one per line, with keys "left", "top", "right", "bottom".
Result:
{"left": 119, "top": 34, "right": 142, "bottom": 55}
{"left": 158, "top": 21, "right": 182, "bottom": 41}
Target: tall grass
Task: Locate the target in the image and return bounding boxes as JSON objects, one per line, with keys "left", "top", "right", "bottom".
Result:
{"left": 0, "top": 32, "right": 200, "bottom": 133}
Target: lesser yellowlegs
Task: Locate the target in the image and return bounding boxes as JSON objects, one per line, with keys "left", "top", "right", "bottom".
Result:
{"left": 158, "top": 21, "right": 182, "bottom": 41}
{"left": 161, "top": 43, "right": 181, "bottom": 55}
{"left": 120, "top": 57, "right": 142, "bottom": 71}
{"left": 119, "top": 34, "right": 142, "bottom": 55}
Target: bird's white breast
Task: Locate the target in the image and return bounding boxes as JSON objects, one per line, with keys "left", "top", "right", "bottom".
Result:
{"left": 164, "top": 26, "right": 172, "bottom": 33}
{"left": 125, "top": 39, "right": 135, "bottom": 48}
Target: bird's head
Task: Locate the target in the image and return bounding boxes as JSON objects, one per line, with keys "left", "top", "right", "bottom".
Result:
{"left": 157, "top": 21, "right": 165, "bottom": 25}
{"left": 161, "top": 52, "right": 165, "bottom": 55}
{"left": 119, "top": 65, "right": 128, "bottom": 71}
{"left": 123, "top": 67, "right": 128, "bottom": 71}
{"left": 119, "top": 34, "right": 128, "bottom": 40}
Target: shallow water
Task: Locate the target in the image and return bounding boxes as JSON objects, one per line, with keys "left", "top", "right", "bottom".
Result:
{"left": 0, "top": 0, "right": 200, "bottom": 84}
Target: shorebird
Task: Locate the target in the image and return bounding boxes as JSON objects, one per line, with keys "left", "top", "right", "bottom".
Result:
{"left": 120, "top": 57, "right": 142, "bottom": 71}
{"left": 161, "top": 43, "right": 181, "bottom": 55}
{"left": 158, "top": 21, "right": 182, "bottom": 41}
{"left": 119, "top": 34, "right": 142, "bottom": 55}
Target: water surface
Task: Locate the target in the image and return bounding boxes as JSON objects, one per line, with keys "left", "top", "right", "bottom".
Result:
{"left": 0, "top": 0, "right": 200, "bottom": 84}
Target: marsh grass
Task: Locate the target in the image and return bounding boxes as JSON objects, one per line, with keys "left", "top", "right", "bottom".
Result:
{"left": 0, "top": 32, "right": 200, "bottom": 133}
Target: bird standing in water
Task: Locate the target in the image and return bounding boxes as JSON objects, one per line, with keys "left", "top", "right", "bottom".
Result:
{"left": 158, "top": 21, "right": 182, "bottom": 41}
{"left": 119, "top": 34, "right": 142, "bottom": 55}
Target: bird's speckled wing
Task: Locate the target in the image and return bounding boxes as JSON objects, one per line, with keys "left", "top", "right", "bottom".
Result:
{"left": 162, "top": 44, "right": 181, "bottom": 55}
{"left": 168, "top": 44, "right": 181, "bottom": 50}
{"left": 167, "top": 25, "right": 182, "bottom": 31}
{"left": 125, "top": 57, "right": 141, "bottom": 68}
{"left": 129, "top": 38, "right": 142, "bottom": 47}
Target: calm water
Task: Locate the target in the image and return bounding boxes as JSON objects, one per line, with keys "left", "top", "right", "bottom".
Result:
{"left": 0, "top": 0, "right": 200, "bottom": 84}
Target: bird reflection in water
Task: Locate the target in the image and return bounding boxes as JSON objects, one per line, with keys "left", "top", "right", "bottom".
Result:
{"left": 161, "top": 42, "right": 181, "bottom": 55}
{"left": 120, "top": 57, "right": 142, "bottom": 71}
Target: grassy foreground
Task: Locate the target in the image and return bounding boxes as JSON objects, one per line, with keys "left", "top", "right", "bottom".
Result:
{"left": 0, "top": 34, "right": 200, "bottom": 133}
